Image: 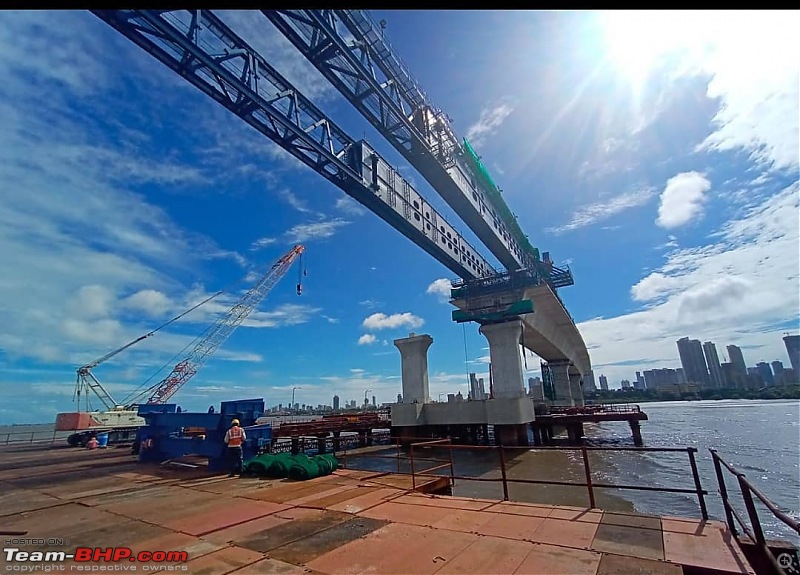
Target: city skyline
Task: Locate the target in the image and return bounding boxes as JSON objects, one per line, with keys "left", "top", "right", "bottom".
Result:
{"left": 592, "top": 333, "right": 799, "bottom": 391}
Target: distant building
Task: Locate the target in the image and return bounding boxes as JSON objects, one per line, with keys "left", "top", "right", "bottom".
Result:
{"left": 677, "top": 337, "right": 710, "bottom": 386}
{"left": 397, "top": 393, "right": 403, "bottom": 403}
{"left": 784, "top": 335, "right": 800, "bottom": 376}
{"left": 771, "top": 361, "right": 785, "bottom": 386}
{"left": 598, "top": 374, "right": 608, "bottom": 391}
{"left": 703, "top": 342, "right": 724, "bottom": 389}
{"left": 372, "top": 395, "right": 376, "bottom": 407}
{"left": 634, "top": 371, "right": 646, "bottom": 390}
{"left": 643, "top": 368, "right": 680, "bottom": 388}
{"left": 469, "top": 373, "right": 488, "bottom": 400}
{"left": 727, "top": 345, "right": 748, "bottom": 380}
{"left": 528, "top": 377, "right": 544, "bottom": 401}
{"left": 756, "top": 362, "right": 775, "bottom": 386}
{"left": 676, "top": 368, "right": 687, "bottom": 384}
{"left": 720, "top": 362, "right": 744, "bottom": 389}
{"left": 783, "top": 368, "right": 797, "bottom": 384}
{"left": 447, "top": 393, "right": 456, "bottom": 403}
{"left": 333, "top": 395, "right": 340, "bottom": 410}
{"left": 621, "top": 379, "right": 632, "bottom": 390}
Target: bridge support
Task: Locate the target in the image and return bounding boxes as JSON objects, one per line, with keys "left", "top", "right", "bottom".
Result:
{"left": 548, "top": 360, "right": 575, "bottom": 407}
{"left": 479, "top": 319, "right": 526, "bottom": 399}
{"left": 394, "top": 333, "right": 433, "bottom": 404}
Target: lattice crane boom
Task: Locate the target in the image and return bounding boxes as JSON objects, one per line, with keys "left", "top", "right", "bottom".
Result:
{"left": 140, "top": 245, "right": 305, "bottom": 405}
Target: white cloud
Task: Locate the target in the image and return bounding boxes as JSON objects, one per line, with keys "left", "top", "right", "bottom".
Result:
{"left": 465, "top": 103, "right": 514, "bottom": 147}
{"left": 363, "top": 312, "right": 425, "bottom": 331}
{"left": 285, "top": 219, "right": 350, "bottom": 243}
{"left": 426, "top": 278, "right": 452, "bottom": 303}
{"left": 335, "top": 195, "right": 366, "bottom": 216}
{"left": 279, "top": 189, "right": 312, "bottom": 214}
{"left": 358, "top": 334, "right": 377, "bottom": 345}
{"left": 579, "top": 183, "right": 799, "bottom": 385}
{"left": 358, "top": 299, "right": 382, "bottom": 309}
{"left": 250, "top": 237, "right": 277, "bottom": 250}
{"left": 123, "top": 289, "right": 173, "bottom": 318}
{"left": 322, "top": 315, "right": 340, "bottom": 324}
{"left": 547, "top": 188, "right": 655, "bottom": 234}
{"left": 656, "top": 172, "right": 712, "bottom": 229}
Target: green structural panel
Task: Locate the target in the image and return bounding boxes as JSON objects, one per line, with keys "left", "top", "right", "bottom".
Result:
{"left": 461, "top": 138, "right": 540, "bottom": 261}
{"left": 451, "top": 299, "right": 534, "bottom": 324}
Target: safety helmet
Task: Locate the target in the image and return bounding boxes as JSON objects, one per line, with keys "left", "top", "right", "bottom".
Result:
{"left": 232, "top": 419, "right": 240, "bottom": 426}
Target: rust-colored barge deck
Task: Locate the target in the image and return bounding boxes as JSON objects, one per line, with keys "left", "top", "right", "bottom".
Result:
{"left": 1, "top": 444, "right": 755, "bottom": 575}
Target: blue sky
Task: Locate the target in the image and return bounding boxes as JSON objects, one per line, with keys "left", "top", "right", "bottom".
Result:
{"left": 0, "top": 10, "right": 798, "bottom": 423}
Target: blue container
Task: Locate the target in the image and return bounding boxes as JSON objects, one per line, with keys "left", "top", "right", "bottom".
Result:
{"left": 96, "top": 433, "right": 109, "bottom": 447}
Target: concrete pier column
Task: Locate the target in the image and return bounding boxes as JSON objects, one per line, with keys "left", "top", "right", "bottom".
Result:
{"left": 569, "top": 373, "right": 584, "bottom": 406}
{"left": 316, "top": 434, "right": 327, "bottom": 454}
{"left": 358, "top": 431, "right": 367, "bottom": 447}
{"left": 629, "top": 420, "right": 643, "bottom": 447}
{"left": 332, "top": 431, "right": 341, "bottom": 452}
{"left": 366, "top": 429, "right": 373, "bottom": 447}
{"left": 291, "top": 436, "right": 300, "bottom": 455}
{"left": 479, "top": 320, "right": 525, "bottom": 399}
{"left": 549, "top": 361, "right": 575, "bottom": 407}
{"left": 394, "top": 333, "right": 434, "bottom": 404}
{"left": 516, "top": 424, "right": 530, "bottom": 446}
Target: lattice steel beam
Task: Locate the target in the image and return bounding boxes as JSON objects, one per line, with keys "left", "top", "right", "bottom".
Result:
{"left": 262, "top": 10, "right": 536, "bottom": 272}
{"left": 91, "top": 10, "right": 492, "bottom": 280}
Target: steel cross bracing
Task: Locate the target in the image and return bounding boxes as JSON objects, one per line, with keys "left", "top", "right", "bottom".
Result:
{"left": 262, "top": 10, "right": 537, "bottom": 273}
{"left": 141, "top": 245, "right": 304, "bottom": 405}
{"left": 92, "top": 10, "right": 494, "bottom": 281}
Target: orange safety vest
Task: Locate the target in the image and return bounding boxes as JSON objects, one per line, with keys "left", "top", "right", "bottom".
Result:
{"left": 226, "top": 426, "right": 244, "bottom": 447}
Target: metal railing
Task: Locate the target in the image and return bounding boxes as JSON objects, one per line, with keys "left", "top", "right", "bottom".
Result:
{"left": 335, "top": 438, "right": 709, "bottom": 519}
{"left": 710, "top": 449, "right": 800, "bottom": 574}
{"left": 2, "top": 429, "right": 61, "bottom": 445}
{"left": 549, "top": 403, "right": 642, "bottom": 415}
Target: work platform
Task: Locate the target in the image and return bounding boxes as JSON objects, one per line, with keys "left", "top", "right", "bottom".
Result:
{"left": 0, "top": 444, "right": 759, "bottom": 575}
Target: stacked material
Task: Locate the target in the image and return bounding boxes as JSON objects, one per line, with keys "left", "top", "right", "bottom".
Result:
{"left": 243, "top": 452, "right": 338, "bottom": 480}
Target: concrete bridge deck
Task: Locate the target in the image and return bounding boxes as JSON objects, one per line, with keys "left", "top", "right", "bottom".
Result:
{"left": 0, "top": 443, "right": 756, "bottom": 575}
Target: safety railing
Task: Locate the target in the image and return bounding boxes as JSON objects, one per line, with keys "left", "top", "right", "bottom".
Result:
{"left": 334, "top": 438, "right": 709, "bottom": 519}
{"left": 549, "top": 403, "right": 642, "bottom": 415}
{"left": 710, "top": 449, "right": 800, "bottom": 574}
{"left": 2, "top": 429, "right": 61, "bottom": 445}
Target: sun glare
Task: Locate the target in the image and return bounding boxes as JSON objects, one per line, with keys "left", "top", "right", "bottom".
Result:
{"left": 599, "top": 11, "right": 711, "bottom": 93}
{"left": 597, "top": 10, "right": 796, "bottom": 98}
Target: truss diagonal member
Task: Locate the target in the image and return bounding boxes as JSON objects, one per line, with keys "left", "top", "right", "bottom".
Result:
{"left": 262, "top": 10, "right": 535, "bottom": 273}
{"left": 90, "top": 9, "right": 493, "bottom": 281}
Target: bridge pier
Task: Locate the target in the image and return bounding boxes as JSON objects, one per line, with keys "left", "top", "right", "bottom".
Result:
{"left": 394, "top": 333, "right": 433, "bottom": 404}
{"left": 316, "top": 434, "right": 327, "bottom": 454}
{"left": 332, "top": 431, "right": 341, "bottom": 452}
{"left": 629, "top": 420, "right": 643, "bottom": 447}
{"left": 548, "top": 360, "right": 575, "bottom": 407}
{"left": 479, "top": 319, "right": 526, "bottom": 400}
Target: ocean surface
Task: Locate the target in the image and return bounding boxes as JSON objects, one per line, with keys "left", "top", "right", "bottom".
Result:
{"left": 2, "top": 399, "right": 797, "bottom": 542}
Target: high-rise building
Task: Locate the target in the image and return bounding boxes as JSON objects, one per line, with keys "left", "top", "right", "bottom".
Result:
{"left": 676, "top": 368, "right": 687, "bottom": 384}
{"left": 643, "top": 368, "right": 681, "bottom": 388}
{"left": 527, "top": 377, "right": 544, "bottom": 400}
{"left": 784, "top": 335, "right": 800, "bottom": 376}
{"left": 635, "top": 371, "right": 646, "bottom": 390}
{"left": 771, "top": 361, "right": 785, "bottom": 385}
{"left": 599, "top": 374, "right": 608, "bottom": 391}
{"left": 621, "top": 379, "right": 632, "bottom": 389}
{"left": 677, "top": 337, "right": 710, "bottom": 385}
{"left": 727, "top": 345, "right": 748, "bottom": 379}
{"left": 372, "top": 395, "right": 376, "bottom": 407}
{"left": 333, "top": 395, "right": 340, "bottom": 410}
{"left": 756, "top": 362, "right": 774, "bottom": 386}
{"left": 478, "top": 378, "right": 486, "bottom": 399}
{"left": 703, "top": 342, "right": 724, "bottom": 388}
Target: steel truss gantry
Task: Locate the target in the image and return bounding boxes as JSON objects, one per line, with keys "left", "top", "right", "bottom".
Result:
{"left": 262, "top": 10, "right": 541, "bottom": 273}
{"left": 91, "top": 10, "right": 493, "bottom": 280}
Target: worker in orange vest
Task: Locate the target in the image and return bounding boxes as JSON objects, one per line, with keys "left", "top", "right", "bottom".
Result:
{"left": 224, "top": 419, "right": 247, "bottom": 477}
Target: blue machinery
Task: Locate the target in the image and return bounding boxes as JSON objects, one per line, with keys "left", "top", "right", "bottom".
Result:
{"left": 135, "top": 399, "right": 273, "bottom": 472}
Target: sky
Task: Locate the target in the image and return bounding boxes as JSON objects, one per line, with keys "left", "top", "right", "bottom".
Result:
{"left": 0, "top": 10, "right": 798, "bottom": 423}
